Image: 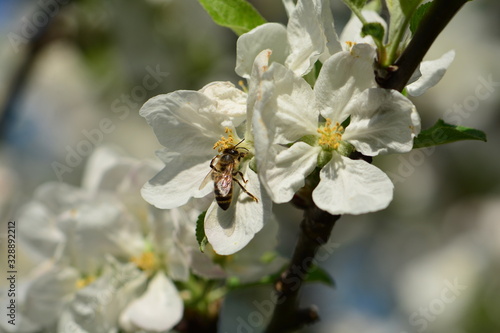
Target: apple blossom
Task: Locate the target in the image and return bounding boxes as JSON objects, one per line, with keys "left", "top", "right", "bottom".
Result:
{"left": 140, "top": 52, "right": 272, "bottom": 255}
{"left": 253, "top": 44, "right": 421, "bottom": 215}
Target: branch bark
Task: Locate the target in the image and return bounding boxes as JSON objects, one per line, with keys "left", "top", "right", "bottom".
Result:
{"left": 377, "top": 0, "right": 470, "bottom": 92}
{"left": 264, "top": 205, "right": 340, "bottom": 332}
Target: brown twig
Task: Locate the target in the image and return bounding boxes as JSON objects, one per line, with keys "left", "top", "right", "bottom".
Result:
{"left": 264, "top": 204, "right": 340, "bottom": 332}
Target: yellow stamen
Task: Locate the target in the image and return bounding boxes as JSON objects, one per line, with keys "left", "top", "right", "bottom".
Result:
{"left": 131, "top": 251, "right": 157, "bottom": 272}
{"left": 75, "top": 275, "right": 96, "bottom": 289}
{"left": 345, "top": 41, "right": 356, "bottom": 52}
{"left": 238, "top": 80, "right": 248, "bottom": 93}
{"left": 213, "top": 127, "right": 236, "bottom": 152}
{"left": 317, "top": 118, "right": 344, "bottom": 151}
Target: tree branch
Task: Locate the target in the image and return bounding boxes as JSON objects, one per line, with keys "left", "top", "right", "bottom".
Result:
{"left": 264, "top": 205, "right": 340, "bottom": 332}
{"left": 0, "top": 1, "right": 73, "bottom": 140}
{"left": 377, "top": 0, "right": 470, "bottom": 92}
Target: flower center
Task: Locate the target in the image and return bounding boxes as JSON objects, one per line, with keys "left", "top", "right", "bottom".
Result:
{"left": 213, "top": 128, "right": 236, "bottom": 152}
{"left": 131, "top": 251, "right": 158, "bottom": 273}
{"left": 76, "top": 275, "right": 96, "bottom": 289}
{"left": 317, "top": 118, "right": 344, "bottom": 151}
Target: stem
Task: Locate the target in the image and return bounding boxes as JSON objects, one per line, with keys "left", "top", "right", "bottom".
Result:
{"left": 377, "top": 0, "right": 469, "bottom": 91}
{"left": 264, "top": 205, "right": 340, "bottom": 332}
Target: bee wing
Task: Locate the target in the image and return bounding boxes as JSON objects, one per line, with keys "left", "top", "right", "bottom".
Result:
{"left": 199, "top": 169, "right": 214, "bottom": 190}
{"left": 216, "top": 173, "right": 233, "bottom": 197}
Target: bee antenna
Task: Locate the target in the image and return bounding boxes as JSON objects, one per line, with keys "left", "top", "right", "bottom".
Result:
{"left": 234, "top": 139, "right": 245, "bottom": 147}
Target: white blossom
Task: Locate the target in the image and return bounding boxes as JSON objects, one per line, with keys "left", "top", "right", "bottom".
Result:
{"left": 236, "top": 0, "right": 341, "bottom": 78}
{"left": 17, "top": 147, "right": 201, "bottom": 332}
{"left": 340, "top": 9, "right": 455, "bottom": 96}
{"left": 253, "top": 44, "right": 421, "bottom": 215}
{"left": 140, "top": 52, "right": 273, "bottom": 255}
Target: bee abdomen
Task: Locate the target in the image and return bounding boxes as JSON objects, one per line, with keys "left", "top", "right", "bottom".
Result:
{"left": 215, "top": 185, "right": 232, "bottom": 210}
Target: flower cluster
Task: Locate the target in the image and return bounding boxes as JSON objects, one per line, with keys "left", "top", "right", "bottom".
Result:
{"left": 9, "top": 1, "right": 456, "bottom": 332}
{"left": 140, "top": 0, "right": 453, "bottom": 254}
{"left": 13, "top": 147, "right": 284, "bottom": 332}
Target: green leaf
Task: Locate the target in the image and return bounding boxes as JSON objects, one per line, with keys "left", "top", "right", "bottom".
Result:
{"left": 386, "top": 0, "right": 422, "bottom": 62}
{"left": 197, "top": 0, "right": 266, "bottom": 36}
{"left": 196, "top": 211, "right": 208, "bottom": 252}
{"left": 227, "top": 264, "right": 335, "bottom": 290}
{"left": 307, "top": 265, "right": 336, "bottom": 287}
{"left": 409, "top": 1, "right": 433, "bottom": 35}
{"left": 361, "top": 22, "right": 385, "bottom": 45}
{"left": 413, "top": 119, "right": 487, "bottom": 149}
{"left": 342, "top": 0, "right": 368, "bottom": 10}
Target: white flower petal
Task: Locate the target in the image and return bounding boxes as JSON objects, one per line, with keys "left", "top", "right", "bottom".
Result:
{"left": 224, "top": 215, "right": 288, "bottom": 283}
{"left": 236, "top": 23, "right": 289, "bottom": 79}
{"left": 20, "top": 182, "right": 144, "bottom": 271}
{"left": 24, "top": 265, "right": 79, "bottom": 327}
{"left": 189, "top": 249, "right": 227, "bottom": 279}
{"left": 57, "top": 196, "right": 144, "bottom": 273}
{"left": 19, "top": 200, "right": 65, "bottom": 260}
{"left": 259, "top": 62, "right": 318, "bottom": 144}
{"left": 318, "top": 0, "right": 342, "bottom": 62}
{"left": 151, "top": 202, "right": 206, "bottom": 282}
{"left": 282, "top": 0, "right": 296, "bottom": 18}
{"left": 313, "top": 154, "right": 394, "bottom": 215}
{"left": 60, "top": 260, "right": 145, "bottom": 333}
{"left": 204, "top": 167, "right": 270, "bottom": 255}
{"left": 199, "top": 81, "right": 247, "bottom": 126}
{"left": 314, "top": 44, "right": 377, "bottom": 122}
{"left": 120, "top": 272, "right": 183, "bottom": 332}
{"left": 246, "top": 49, "right": 272, "bottom": 141}
{"left": 140, "top": 91, "right": 227, "bottom": 155}
{"left": 260, "top": 142, "right": 320, "bottom": 204}
{"left": 82, "top": 145, "right": 124, "bottom": 191}
{"left": 342, "top": 88, "right": 420, "bottom": 155}
{"left": 285, "top": 0, "right": 341, "bottom": 76}
{"left": 407, "top": 50, "right": 455, "bottom": 96}
{"left": 141, "top": 152, "right": 212, "bottom": 209}
{"left": 340, "top": 10, "right": 387, "bottom": 49}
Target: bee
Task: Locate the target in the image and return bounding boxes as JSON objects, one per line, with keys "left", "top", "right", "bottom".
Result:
{"left": 200, "top": 139, "right": 259, "bottom": 210}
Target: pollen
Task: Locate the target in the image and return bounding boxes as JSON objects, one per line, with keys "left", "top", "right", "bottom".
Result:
{"left": 238, "top": 80, "right": 248, "bottom": 93}
{"left": 76, "top": 275, "right": 96, "bottom": 289}
{"left": 213, "top": 127, "right": 236, "bottom": 152}
{"left": 131, "top": 251, "right": 157, "bottom": 273}
{"left": 345, "top": 41, "right": 356, "bottom": 52}
{"left": 317, "top": 118, "right": 344, "bottom": 151}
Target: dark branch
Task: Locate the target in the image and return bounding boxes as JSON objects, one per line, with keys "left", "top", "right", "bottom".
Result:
{"left": 377, "top": 0, "right": 470, "bottom": 91}
{"left": 264, "top": 206, "right": 340, "bottom": 333}
{"left": 0, "top": 1, "right": 73, "bottom": 140}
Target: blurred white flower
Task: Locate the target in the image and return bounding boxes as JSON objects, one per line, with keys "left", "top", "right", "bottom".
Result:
{"left": 140, "top": 52, "right": 273, "bottom": 255}
{"left": 18, "top": 180, "right": 145, "bottom": 331}
{"left": 16, "top": 146, "right": 205, "bottom": 332}
{"left": 253, "top": 44, "right": 420, "bottom": 215}
{"left": 57, "top": 258, "right": 146, "bottom": 333}
{"left": 119, "top": 271, "right": 183, "bottom": 332}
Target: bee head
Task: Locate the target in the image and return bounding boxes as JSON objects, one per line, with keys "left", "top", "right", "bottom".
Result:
{"left": 224, "top": 139, "right": 249, "bottom": 156}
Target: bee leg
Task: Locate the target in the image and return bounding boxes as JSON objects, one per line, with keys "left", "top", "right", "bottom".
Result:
{"left": 233, "top": 178, "right": 259, "bottom": 202}
{"left": 234, "top": 171, "right": 248, "bottom": 184}
{"left": 210, "top": 156, "right": 221, "bottom": 172}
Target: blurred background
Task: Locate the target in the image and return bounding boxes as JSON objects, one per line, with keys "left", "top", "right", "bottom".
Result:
{"left": 0, "top": 0, "right": 499, "bottom": 332}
